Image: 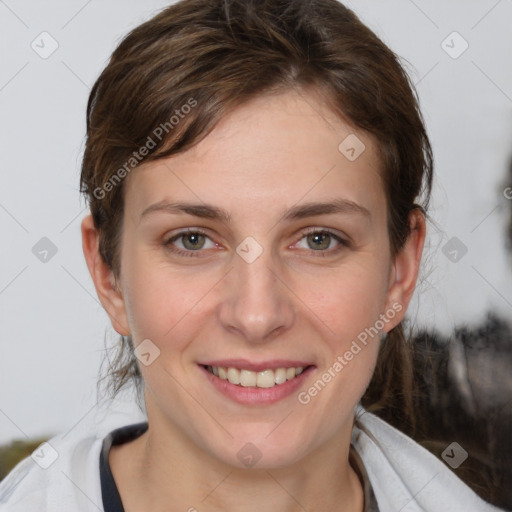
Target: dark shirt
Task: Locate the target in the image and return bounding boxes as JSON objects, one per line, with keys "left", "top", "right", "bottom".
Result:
{"left": 99, "top": 422, "right": 148, "bottom": 512}
{"left": 99, "top": 422, "right": 379, "bottom": 512}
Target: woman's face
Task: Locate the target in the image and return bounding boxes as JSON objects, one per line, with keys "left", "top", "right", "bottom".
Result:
{"left": 97, "top": 89, "right": 419, "bottom": 468}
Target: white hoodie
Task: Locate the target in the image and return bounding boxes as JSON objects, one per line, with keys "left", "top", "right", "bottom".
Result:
{"left": 0, "top": 405, "right": 505, "bottom": 512}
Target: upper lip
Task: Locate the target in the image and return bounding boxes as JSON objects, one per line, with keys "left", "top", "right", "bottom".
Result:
{"left": 199, "top": 359, "right": 315, "bottom": 372}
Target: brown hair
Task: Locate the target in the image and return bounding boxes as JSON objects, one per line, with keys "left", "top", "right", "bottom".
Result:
{"left": 81, "top": 0, "right": 433, "bottom": 432}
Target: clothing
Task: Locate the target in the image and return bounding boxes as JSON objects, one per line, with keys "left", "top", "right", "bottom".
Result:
{"left": 0, "top": 405, "right": 504, "bottom": 511}
{"left": 99, "top": 423, "right": 148, "bottom": 512}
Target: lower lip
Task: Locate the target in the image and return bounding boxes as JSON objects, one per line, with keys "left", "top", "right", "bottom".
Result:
{"left": 199, "top": 365, "right": 315, "bottom": 405}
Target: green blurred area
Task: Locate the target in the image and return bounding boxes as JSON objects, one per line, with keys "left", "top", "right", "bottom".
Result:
{"left": 0, "top": 437, "right": 49, "bottom": 481}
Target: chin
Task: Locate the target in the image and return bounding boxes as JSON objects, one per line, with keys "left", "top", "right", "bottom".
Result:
{"left": 210, "top": 428, "right": 311, "bottom": 470}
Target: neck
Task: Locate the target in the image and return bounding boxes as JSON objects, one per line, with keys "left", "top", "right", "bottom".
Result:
{"left": 109, "top": 411, "right": 364, "bottom": 512}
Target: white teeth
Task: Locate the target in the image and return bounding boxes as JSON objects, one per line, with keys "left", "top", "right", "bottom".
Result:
{"left": 226, "top": 367, "right": 240, "bottom": 384}
{"left": 256, "top": 369, "right": 275, "bottom": 388}
{"left": 240, "top": 369, "right": 257, "bottom": 387}
{"left": 207, "top": 365, "right": 306, "bottom": 388}
{"left": 274, "top": 367, "right": 287, "bottom": 385}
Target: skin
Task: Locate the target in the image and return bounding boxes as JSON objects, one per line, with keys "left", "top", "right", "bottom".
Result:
{"left": 82, "top": 88, "right": 426, "bottom": 512}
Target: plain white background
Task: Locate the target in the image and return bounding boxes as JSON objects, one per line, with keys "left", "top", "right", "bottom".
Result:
{"left": 1, "top": 0, "right": 511, "bottom": 445}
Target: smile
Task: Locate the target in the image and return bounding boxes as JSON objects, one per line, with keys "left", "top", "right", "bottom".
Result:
{"left": 199, "top": 362, "right": 316, "bottom": 405}
{"left": 204, "top": 365, "right": 307, "bottom": 388}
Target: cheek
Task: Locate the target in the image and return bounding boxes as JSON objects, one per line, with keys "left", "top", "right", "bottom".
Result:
{"left": 292, "top": 260, "right": 390, "bottom": 400}
{"left": 293, "top": 267, "right": 387, "bottom": 417}
{"left": 121, "top": 250, "right": 221, "bottom": 346}
{"left": 125, "top": 272, "right": 196, "bottom": 340}
{"left": 294, "top": 262, "right": 390, "bottom": 342}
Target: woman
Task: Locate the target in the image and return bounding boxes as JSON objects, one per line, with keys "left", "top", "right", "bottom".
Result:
{"left": 0, "top": 0, "right": 504, "bottom": 510}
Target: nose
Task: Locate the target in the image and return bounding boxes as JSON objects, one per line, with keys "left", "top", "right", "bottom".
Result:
{"left": 217, "top": 244, "right": 296, "bottom": 344}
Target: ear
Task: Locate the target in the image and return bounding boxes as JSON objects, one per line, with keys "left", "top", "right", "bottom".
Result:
{"left": 382, "top": 209, "right": 426, "bottom": 333}
{"left": 81, "top": 214, "right": 130, "bottom": 336}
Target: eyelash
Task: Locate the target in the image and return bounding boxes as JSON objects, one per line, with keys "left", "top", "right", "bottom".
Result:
{"left": 163, "top": 227, "right": 349, "bottom": 258}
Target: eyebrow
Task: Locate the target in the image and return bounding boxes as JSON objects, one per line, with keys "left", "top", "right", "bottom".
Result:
{"left": 140, "top": 198, "right": 371, "bottom": 223}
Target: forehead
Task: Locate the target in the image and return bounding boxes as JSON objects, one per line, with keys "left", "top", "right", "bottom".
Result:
{"left": 125, "top": 89, "right": 386, "bottom": 221}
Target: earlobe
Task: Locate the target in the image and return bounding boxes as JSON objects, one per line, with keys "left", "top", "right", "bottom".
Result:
{"left": 81, "top": 215, "right": 130, "bottom": 336}
{"left": 383, "top": 209, "right": 426, "bottom": 332}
